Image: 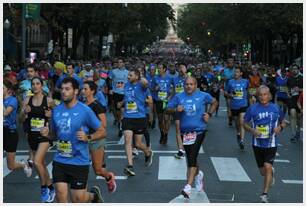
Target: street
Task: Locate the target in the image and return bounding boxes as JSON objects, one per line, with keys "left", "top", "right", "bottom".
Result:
{"left": 3, "top": 96, "right": 303, "bottom": 203}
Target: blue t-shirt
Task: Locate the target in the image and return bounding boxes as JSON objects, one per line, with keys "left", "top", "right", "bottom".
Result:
{"left": 172, "top": 75, "right": 186, "bottom": 95}
{"left": 166, "top": 70, "right": 179, "bottom": 82}
{"left": 4, "top": 96, "right": 18, "bottom": 129}
{"left": 109, "top": 68, "right": 129, "bottom": 94}
{"left": 152, "top": 75, "right": 173, "bottom": 101}
{"left": 167, "top": 90, "right": 213, "bottom": 133}
{"left": 56, "top": 73, "right": 83, "bottom": 90}
{"left": 146, "top": 73, "right": 157, "bottom": 100}
{"left": 52, "top": 101, "right": 101, "bottom": 165}
{"left": 123, "top": 82, "right": 147, "bottom": 118}
{"left": 244, "top": 103, "right": 284, "bottom": 148}
{"left": 145, "top": 88, "right": 152, "bottom": 115}
{"left": 222, "top": 67, "right": 234, "bottom": 90}
{"left": 95, "top": 91, "right": 107, "bottom": 107}
{"left": 276, "top": 76, "right": 288, "bottom": 99}
{"left": 202, "top": 72, "right": 215, "bottom": 86}
{"left": 227, "top": 78, "right": 249, "bottom": 109}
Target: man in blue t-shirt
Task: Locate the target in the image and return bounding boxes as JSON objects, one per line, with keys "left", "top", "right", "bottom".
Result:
{"left": 41, "top": 77, "right": 105, "bottom": 203}
{"left": 108, "top": 58, "right": 129, "bottom": 137}
{"left": 225, "top": 67, "right": 249, "bottom": 150}
{"left": 244, "top": 85, "right": 286, "bottom": 203}
{"left": 221, "top": 58, "right": 235, "bottom": 126}
{"left": 166, "top": 76, "right": 218, "bottom": 199}
{"left": 118, "top": 69, "right": 153, "bottom": 176}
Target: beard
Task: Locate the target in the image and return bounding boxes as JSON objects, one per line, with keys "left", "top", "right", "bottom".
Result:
{"left": 62, "top": 95, "right": 73, "bottom": 104}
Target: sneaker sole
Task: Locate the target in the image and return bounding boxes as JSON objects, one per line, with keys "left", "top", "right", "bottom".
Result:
{"left": 146, "top": 152, "right": 154, "bottom": 167}
{"left": 181, "top": 190, "right": 190, "bottom": 199}
{"left": 47, "top": 192, "right": 55, "bottom": 203}
{"left": 124, "top": 169, "right": 135, "bottom": 176}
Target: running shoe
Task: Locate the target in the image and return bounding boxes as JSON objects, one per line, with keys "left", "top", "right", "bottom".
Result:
{"left": 118, "top": 129, "right": 123, "bottom": 137}
{"left": 174, "top": 150, "right": 184, "bottom": 159}
{"left": 260, "top": 194, "right": 268, "bottom": 203}
{"left": 195, "top": 170, "right": 204, "bottom": 192}
{"left": 106, "top": 172, "right": 117, "bottom": 193}
{"left": 239, "top": 140, "right": 245, "bottom": 150}
{"left": 181, "top": 184, "right": 191, "bottom": 199}
{"left": 90, "top": 186, "right": 104, "bottom": 203}
{"left": 40, "top": 187, "right": 50, "bottom": 203}
{"left": 145, "top": 151, "right": 154, "bottom": 167}
{"left": 20, "top": 159, "right": 32, "bottom": 178}
{"left": 47, "top": 187, "right": 55, "bottom": 203}
{"left": 27, "top": 159, "right": 34, "bottom": 168}
{"left": 124, "top": 165, "right": 136, "bottom": 176}
{"left": 132, "top": 148, "right": 139, "bottom": 157}
{"left": 290, "top": 136, "right": 297, "bottom": 143}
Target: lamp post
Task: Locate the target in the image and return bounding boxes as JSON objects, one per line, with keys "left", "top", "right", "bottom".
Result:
{"left": 22, "top": 4, "right": 26, "bottom": 62}
{"left": 4, "top": 19, "right": 11, "bottom": 60}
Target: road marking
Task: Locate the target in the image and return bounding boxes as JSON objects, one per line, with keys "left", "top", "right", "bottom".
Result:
{"left": 285, "top": 120, "right": 290, "bottom": 124}
{"left": 118, "top": 135, "right": 125, "bottom": 145}
{"left": 35, "top": 162, "right": 53, "bottom": 179}
{"left": 3, "top": 155, "right": 28, "bottom": 178}
{"left": 210, "top": 157, "right": 251, "bottom": 182}
{"left": 158, "top": 156, "right": 187, "bottom": 180}
{"left": 282, "top": 180, "right": 303, "bottom": 184}
{"left": 276, "top": 152, "right": 280, "bottom": 156}
{"left": 108, "top": 155, "right": 127, "bottom": 159}
{"left": 106, "top": 148, "right": 204, "bottom": 154}
{"left": 97, "top": 176, "right": 127, "bottom": 180}
{"left": 274, "top": 159, "right": 290, "bottom": 163}
{"left": 169, "top": 188, "right": 210, "bottom": 203}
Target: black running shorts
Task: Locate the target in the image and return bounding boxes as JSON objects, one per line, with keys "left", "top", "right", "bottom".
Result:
{"left": 122, "top": 118, "right": 147, "bottom": 134}
{"left": 252, "top": 146, "right": 277, "bottom": 168}
{"left": 231, "top": 106, "right": 248, "bottom": 116}
{"left": 4, "top": 127, "right": 18, "bottom": 153}
{"left": 28, "top": 135, "right": 52, "bottom": 151}
{"left": 52, "top": 161, "right": 89, "bottom": 189}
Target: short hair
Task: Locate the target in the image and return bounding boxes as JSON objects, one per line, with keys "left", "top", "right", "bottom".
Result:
{"left": 178, "top": 62, "right": 187, "bottom": 68}
{"left": 4, "top": 80, "right": 15, "bottom": 92}
{"left": 129, "top": 68, "right": 141, "bottom": 80}
{"left": 84, "top": 80, "right": 98, "bottom": 95}
{"left": 61, "top": 77, "right": 79, "bottom": 90}
{"left": 66, "top": 62, "right": 75, "bottom": 68}
{"left": 27, "top": 63, "right": 37, "bottom": 71}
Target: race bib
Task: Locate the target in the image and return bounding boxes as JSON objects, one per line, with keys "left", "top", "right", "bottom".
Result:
{"left": 54, "top": 99, "right": 61, "bottom": 105}
{"left": 57, "top": 140, "right": 73, "bottom": 157}
{"left": 248, "top": 88, "right": 257, "bottom": 96}
{"left": 183, "top": 132, "right": 197, "bottom": 145}
{"left": 233, "top": 90, "right": 243, "bottom": 100}
{"left": 175, "top": 86, "right": 184, "bottom": 93}
{"left": 256, "top": 125, "right": 270, "bottom": 139}
{"left": 279, "top": 86, "right": 288, "bottom": 93}
{"left": 158, "top": 91, "right": 167, "bottom": 100}
{"left": 126, "top": 101, "right": 138, "bottom": 113}
{"left": 30, "top": 118, "right": 45, "bottom": 132}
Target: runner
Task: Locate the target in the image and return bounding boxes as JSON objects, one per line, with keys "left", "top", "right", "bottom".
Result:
{"left": 275, "top": 67, "right": 289, "bottom": 115}
{"left": 119, "top": 69, "right": 154, "bottom": 176}
{"left": 4, "top": 80, "right": 32, "bottom": 178}
{"left": 244, "top": 85, "right": 286, "bottom": 203}
{"left": 224, "top": 67, "right": 249, "bottom": 150}
{"left": 43, "top": 77, "right": 105, "bottom": 203}
{"left": 152, "top": 63, "right": 174, "bottom": 144}
{"left": 287, "top": 64, "right": 303, "bottom": 142}
{"left": 166, "top": 76, "right": 218, "bottom": 199}
{"left": 109, "top": 58, "right": 129, "bottom": 137}
{"left": 248, "top": 65, "right": 261, "bottom": 105}
{"left": 82, "top": 80, "right": 117, "bottom": 193}
{"left": 222, "top": 58, "right": 235, "bottom": 126}
{"left": 172, "top": 62, "right": 188, "bottom": 159}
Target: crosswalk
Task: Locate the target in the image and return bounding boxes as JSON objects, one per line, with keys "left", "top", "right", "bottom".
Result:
{"left": 4, "top": 149, "right": 301, "bottom": 184}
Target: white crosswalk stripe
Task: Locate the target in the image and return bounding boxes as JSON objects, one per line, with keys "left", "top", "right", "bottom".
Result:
{"left": 3, "top": 155, "right": 29, "bottom": 178}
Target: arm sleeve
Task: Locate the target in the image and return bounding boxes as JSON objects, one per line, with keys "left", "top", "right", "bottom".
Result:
{"left": 204, "top": 92, "right": 213, "bottom": 104}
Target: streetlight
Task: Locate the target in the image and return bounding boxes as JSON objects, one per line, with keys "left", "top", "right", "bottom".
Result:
{"left": 207, "top": 29, "right": 212, "bottom": 37}
{"left": 4, "top": 19, "right": 11, "bottom": 60}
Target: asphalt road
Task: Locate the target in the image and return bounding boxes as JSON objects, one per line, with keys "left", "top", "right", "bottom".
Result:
{"left": 3, "top": 96, "right": 303, "bottom": 203}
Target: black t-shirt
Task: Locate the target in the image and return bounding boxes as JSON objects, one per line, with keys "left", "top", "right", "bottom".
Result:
{"left": 88, "top": 100, "right": 106, "bottom": 133}
{"left": 287, "top": 74, "right": 303, "bottom": 98}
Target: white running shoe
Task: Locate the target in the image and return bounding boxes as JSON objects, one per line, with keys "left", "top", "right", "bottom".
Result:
{"left": 20, "top": 159, "right": 32, "bottom": 178}
{"left": 181, "top": 184, "right": 191, "bottom": 199}
{"left": 195, "top": 170, "right": 204, "bottom": 192}
{"left": 132, "top": 148, "right": 139, "bottom": 157}
{"left": 260, "top": 194, "right": 268, "bottom": 203}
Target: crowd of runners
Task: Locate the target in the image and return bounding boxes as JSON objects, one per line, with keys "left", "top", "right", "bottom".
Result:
{"left": 3, "top": 55, "right": 303, "bottom": 203}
